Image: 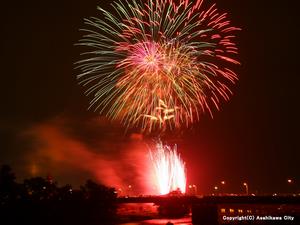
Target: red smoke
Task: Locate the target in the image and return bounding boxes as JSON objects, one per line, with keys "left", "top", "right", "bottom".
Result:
{"left": 21, "top": 116, "right": 156, "bottom": 194}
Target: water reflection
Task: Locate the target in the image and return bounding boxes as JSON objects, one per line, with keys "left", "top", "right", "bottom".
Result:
{"left": 119, "top": 217, "right": 192, "bottom": 225}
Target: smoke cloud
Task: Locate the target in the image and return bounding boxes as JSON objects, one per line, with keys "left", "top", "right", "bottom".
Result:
{"left": 18, "top": 115, "right": 156, "bottom": 195}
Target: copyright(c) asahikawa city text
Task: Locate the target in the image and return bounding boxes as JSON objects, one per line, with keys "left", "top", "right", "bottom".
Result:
{"left": 222, "top": 215, "right": 295, "bottom": 221}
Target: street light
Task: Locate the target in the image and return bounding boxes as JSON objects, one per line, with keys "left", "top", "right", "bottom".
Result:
{"left": 188, "top": 185, "right": 192, "bottom": 195}
{"left": 128, "top": 185, "right": 132, "bottom": 196}
{"left": 214, "top": 186, "right": 219, "bottom": 191}
{"left": 243, "top": 182, "right": 249, "bottom": 195}
{"left": 188, "top": 184, "right": 197, "bottom": 195}
{"left": 192, "top": 184, "right": 197, "bottom": 195}
{"left": 220, "top": 181, "right": 226, "bottom": 195}
{"left": 287, "top": 178, "right": 294, "bottom": 195}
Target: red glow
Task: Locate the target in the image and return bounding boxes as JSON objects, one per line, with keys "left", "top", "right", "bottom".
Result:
{"left": 150, "top": 141, "right": 187, "bottom": 195}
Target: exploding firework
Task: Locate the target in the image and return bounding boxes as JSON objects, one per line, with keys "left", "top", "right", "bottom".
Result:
{"left": 150, "top": 141, "right": 186, "bottom": 195}
{"left": 76, "top": 0, "right": 240, "bottom": 132}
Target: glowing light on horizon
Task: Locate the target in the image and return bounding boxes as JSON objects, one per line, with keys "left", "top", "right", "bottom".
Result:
{"left": 150, "top": 141, "right": 186, "bottom": 195}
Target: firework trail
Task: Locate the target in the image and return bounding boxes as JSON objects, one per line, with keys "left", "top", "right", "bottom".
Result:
{"left": 76, "top": 0, "right": 240, "bottom": 133}
{"left": 149, "top": 141, "right": 186, "bottom": 195}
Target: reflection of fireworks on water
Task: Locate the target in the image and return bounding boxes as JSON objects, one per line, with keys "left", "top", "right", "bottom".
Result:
{"left": 150, "top": 141, "right": 186, "bottom": 195}
{"left": 76, "top": 0, "right": 240, "bottom": 133}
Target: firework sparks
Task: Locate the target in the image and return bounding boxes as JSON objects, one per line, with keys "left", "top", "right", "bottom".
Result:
{"left": 76, "top": 0, "right": 240, "bottom": 132}
{"left": 149, "top": 141, "right": 186, "bottom": 195}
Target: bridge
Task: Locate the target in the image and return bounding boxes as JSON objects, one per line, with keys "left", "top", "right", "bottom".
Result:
{"left": 117, "top": 195, "right": 300, "bottom": 204}
{"left": 117, "top": 195, "right": 300, "bottom": 224}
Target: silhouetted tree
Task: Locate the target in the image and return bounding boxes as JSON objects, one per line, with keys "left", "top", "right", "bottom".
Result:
{"left": 57, "top": 184, "right": 73, "bottom": 200}
{"left": 0, "top": 165, "right": 16, "bottom": 185}
{"left": 24, "top": 177, "right": 58, "bottom": 201}
{"left": 0, "top": 165, "right": 18, "bottom": 203}
{"left": 0, "top": 166, "right": 118, "bottom": 225}
{"left": 81, "top": 179, "right": 117, "bottom": 224}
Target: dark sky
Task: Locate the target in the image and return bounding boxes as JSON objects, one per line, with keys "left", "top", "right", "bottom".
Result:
{"left": 0, "top": 0, "right": 299, "bottom": 195}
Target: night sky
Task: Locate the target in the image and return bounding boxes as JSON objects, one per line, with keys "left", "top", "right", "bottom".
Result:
{"left": 0, "top": 0, "right": 299, "bottom": 195}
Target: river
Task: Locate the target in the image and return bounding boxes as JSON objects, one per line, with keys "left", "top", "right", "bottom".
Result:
{"left": 119, "top": 217, "right": 192, "bottom": 225}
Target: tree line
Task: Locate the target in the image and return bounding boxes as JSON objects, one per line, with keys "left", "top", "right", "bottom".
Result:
{"left": 0, "top": 165, "right": 117, "bottom": 225}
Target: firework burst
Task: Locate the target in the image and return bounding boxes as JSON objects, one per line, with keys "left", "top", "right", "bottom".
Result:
{"left": 149, "top": 141, "right": 186, "bottom": 195}
{"left": 76, "top": 0, "right": 240, "bottom": 132}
